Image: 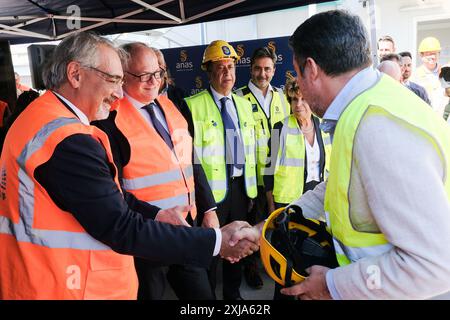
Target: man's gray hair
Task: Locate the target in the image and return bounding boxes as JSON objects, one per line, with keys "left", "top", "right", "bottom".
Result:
{"left": 120, "top": 42, "right": 154, "bottom": 70}
{"left": 43, "top": 32, "right": 123, "bottom": 90}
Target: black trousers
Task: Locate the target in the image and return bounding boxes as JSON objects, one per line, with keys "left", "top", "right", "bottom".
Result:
{"left": 208, "top": 175, "right": 250, "bottom": 300}
{"left": 134, "top": 213, "right": 215, "bottom": 300}
{"left": 134, "top": 258, "right": 215, "bottom": 300}
{"left": 242, "top": 186, "right": 267, "bottom": 275}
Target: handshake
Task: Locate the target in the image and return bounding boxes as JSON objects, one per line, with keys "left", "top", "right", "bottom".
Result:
{"left": 219, "top": 221, "right": 264, "bottom": 263}
{"left": 156, "top": 205, "right": 264, "bottom": 263}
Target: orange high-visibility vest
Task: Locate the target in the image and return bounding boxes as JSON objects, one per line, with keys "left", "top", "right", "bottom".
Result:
{"left": 112, "top": 95, "right": 197, "bottom": 219}
{"left": 0, "top": 100, "right": 8, "bottom": 127}
{"left": 0, "top": 91, "right": 138, "bottom": 300}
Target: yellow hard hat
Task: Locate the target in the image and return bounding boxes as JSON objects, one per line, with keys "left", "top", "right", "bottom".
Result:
{"left": 419, "top": 37, "right": 441, "bottom": 53}
{"left": 201, "top": 40, "right": 239, "bottom": 71}
{"left": 260, "top": 206, "right": 338, "bottom": 287}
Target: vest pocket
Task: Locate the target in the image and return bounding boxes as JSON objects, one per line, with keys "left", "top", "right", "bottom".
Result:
{"left": 89, "top": 250, "right": 131, "bottom": 271}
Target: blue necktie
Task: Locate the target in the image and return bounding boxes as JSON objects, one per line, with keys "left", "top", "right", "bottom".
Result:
{"left": 143, "top": 103, "right": 174, "bottom": 149}
{"left": 220, "top": 97, "right": 244, "bottom": 170}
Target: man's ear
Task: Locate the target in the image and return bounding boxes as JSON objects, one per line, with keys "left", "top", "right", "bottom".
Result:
{"left": 305, "top": 57, "right": 319, "bottom": 81}
{"left": 66, "top": 61, "right": 82, "bottom": 89}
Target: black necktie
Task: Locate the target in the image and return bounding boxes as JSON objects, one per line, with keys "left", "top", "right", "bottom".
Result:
{"left": 142, "top": 103, "right": 173, "bottom": 149}
{"left": 220, "top": 97, "right": 244, "bottom": 170}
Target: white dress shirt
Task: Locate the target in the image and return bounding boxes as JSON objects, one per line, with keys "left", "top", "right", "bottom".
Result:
{"left": 125, "top": 93, "right": 169, "bottom": 133}
{"left": 248, "top": 80, "right": 274, "bottom": 118}
{"left": 304, "top": 134, "right": 320, "bottom": 183}
{"left": 53, "top": 92, "right": 90, "bottom": 125}
{"left": 210, "top": 86, "right": 244, "bottom": 177}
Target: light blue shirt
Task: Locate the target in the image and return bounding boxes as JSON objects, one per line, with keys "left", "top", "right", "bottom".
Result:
{"left": 320, "top": 66, "right": 381, "bottom": 141}
{"left": 210, "top": 86, "right": 244, "bottom": 177}
{"left": 125, "top": 93, "right": 170, "bottom": 133}
{"left": 322, "top": 66, "right": 381, "bottom": 300}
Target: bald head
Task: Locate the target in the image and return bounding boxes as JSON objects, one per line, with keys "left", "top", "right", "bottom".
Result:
{"left": 377, "top": 60, "right": 402, "bottom": 82}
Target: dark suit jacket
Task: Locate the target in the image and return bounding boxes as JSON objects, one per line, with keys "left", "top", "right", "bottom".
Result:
{"left": 93, "top": 98, "right": 216, "bottom": 226}
{"left": 34, "top": 99, "right": 215, "bottom": 268}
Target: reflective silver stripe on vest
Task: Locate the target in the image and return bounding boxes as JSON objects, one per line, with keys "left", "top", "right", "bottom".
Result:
{"left": 17, "top": 118, "right": 80, "bottom": 169}
{"left": 280, "top": 157, "right": 304, "bottom": 167}
{"left": 182, "top": 165, "right": 193, "bottom": 180}
{"left": 123, "top": 168, "right": 183, "bottom": 190}
{"left": 235, "top": 89, "right": 244, "bottom": 97}
{"left": 244, "top": 145, "right": 256, "bottom": 157}
{"left": 333, "top": 236, "right": 393, "bottom": 263}
{"left": 0, "top": 117, "right": 111, "bottom": 250}
{"left": 209, "top": 179, "right": 227, "bottom": 191}
{"left": 257, "top": 137, "right": 268, "bottom": 148}
{"left": 201, "top": 145, "right": 225, "bottom": 158}
{"left": 246, "top": 176, "right": 257, "bottom": 187}
{"left": 285, "top": 126, "right": 300, "bottom": 135}
{"left": 0, "top": 216, "right": 110, "bottom": 250}
{"left": 147, "top": 193, "right": 191, "bottom": 210}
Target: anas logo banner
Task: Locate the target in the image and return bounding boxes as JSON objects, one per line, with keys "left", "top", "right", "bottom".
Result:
{"left": 236, "top": 44, "right": 250, "bottom": 66}
{"left": 267, "top": 41, "right": 277, "bottom": 54}
{"left": 268, "top": 40, "right": 284, "bottom": 64}
{"left": 195, "top": 76, "right": 203, "bottom": 89}
{"left": 162, "top": 36, "right": 292, "bottom": 95}
{"left": 286, "top": 71, "right": 296, "bottom": 81}
{"left": 176, "top": 49, "right": 193, "bottom": 71}
{"left": 180, "top": 50, "right": 188, "bottom": 62}
{"left": 236, "top": 44, "right": 245, "bottom": 58}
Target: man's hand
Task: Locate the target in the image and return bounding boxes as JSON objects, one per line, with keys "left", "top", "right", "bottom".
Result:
{"left": 280, "top": 265, "right": 332, "bottom": 300}
{"left": 201, "top": 210, "right": 220, "bottom": 229}
{"left": 155, "top": 205, "right": 192, "bottom": 227}
{"left": 220, "top": 221, "right": 259, "bottom": 263}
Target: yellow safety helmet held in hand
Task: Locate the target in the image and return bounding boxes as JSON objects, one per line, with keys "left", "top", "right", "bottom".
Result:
{"left": 260, "top": 206, "right": 338, "bottom": 287}
{"left": 201, "top": 40, "right": 240, "bottom": 71}
{"left": 419, "top": 37, "right": 441, "bottom": 53}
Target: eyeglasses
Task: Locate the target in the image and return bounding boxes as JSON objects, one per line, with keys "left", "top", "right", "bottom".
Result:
{"left": 83, "top": 66, "right": 125, "bottom": 86}
{"left": 126, "top": 69, "right": 165, "bottom": 82}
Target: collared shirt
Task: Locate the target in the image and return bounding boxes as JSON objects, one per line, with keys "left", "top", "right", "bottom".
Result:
{"left": 125, "top": 93, "right": 170, "bottom": 133}
{"left": 53, "top": 91, "right": 90, "bottom": 125}
{"left": 210, "top": 85, "right": 243, "bottom": 177}
{"left": 248, "top": 80, "right": 274, "bottom": 118}
{"left": 294, "top": 67, "right": 450, "bottom": 299}
{"left": 320, "top": 66, "right": 381, "bottom": 140}
{"left": 304, "top": 133, "right": 320, "bottom": 183}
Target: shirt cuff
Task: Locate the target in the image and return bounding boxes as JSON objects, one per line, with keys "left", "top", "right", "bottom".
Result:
{"left": 213, "top": 228, "right": 222, "bottom": 256}
{"left": 204, "top": 207, "right": 217, "bottom": 214}
{"left": 325, "top": 269, "right": 342, "bottom": 300}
